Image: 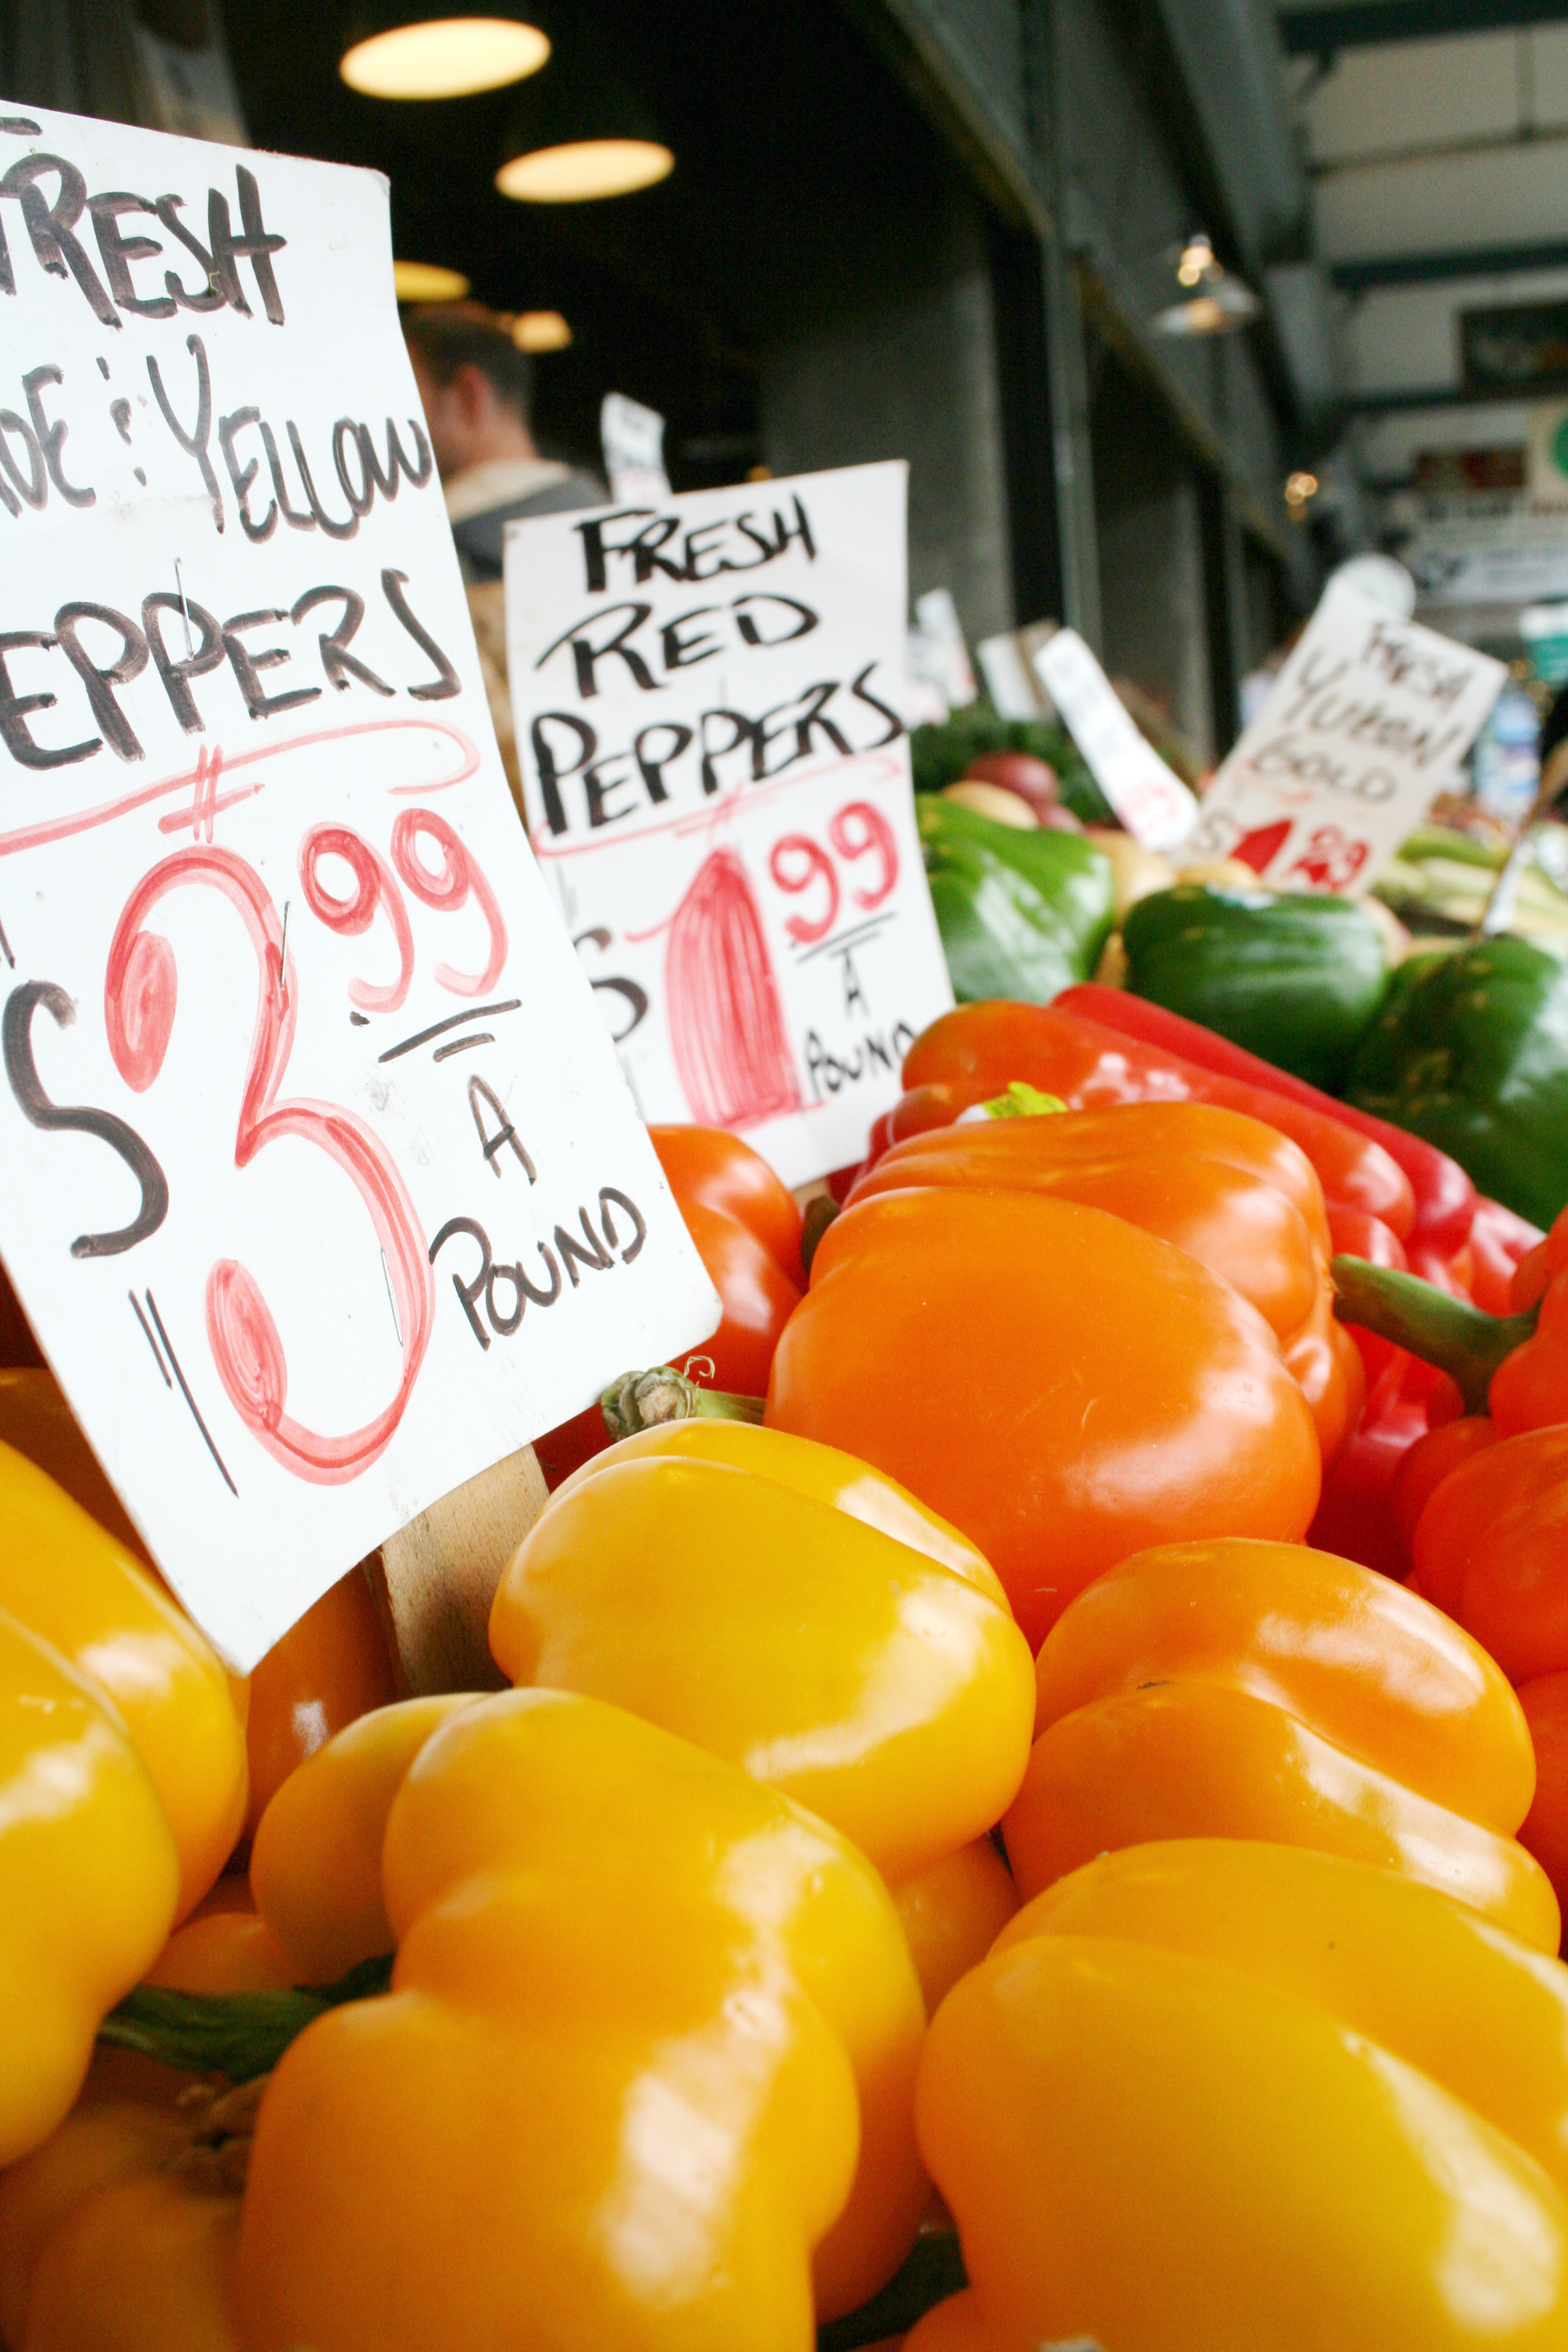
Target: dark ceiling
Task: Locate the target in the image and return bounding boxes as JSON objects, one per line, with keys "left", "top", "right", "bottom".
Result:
{"left": 219, "top": 0, "right": 941, "bottom": 483}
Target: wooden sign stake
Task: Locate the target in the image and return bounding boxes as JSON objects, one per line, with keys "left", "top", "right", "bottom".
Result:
{"left": 364, "top": 1443, "right": 549, "bottom": 1695}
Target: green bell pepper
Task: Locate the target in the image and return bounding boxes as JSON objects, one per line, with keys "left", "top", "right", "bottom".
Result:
{"left": 1121, "top": 883, "right": 1389, "bottom": 1093}
{"left": 918, "top": 796, "right": 1115, "bottom": 1005}
{"left": 1348, "top": 936, "right": 1568, "bottom": 1230}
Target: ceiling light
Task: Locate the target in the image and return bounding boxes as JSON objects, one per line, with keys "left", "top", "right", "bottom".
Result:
{"left": 342, "top": 16, "right": 549, "bottom": 101}
{"left": 511, "top": 309, "right": 572, "bottom": 351}
{"left": 1177, "top": 233, "right": 1215, "bottom": 289}
{"left": 497, "top": 140, "right": 673, "bottom": 202}
{"left": 393, "top": 260, "right": 470, "bottom": 301}
{"left": 1285, "top": 471, "right": 1320, "bottom": 517}
{"left": 1154, "top": 276, "right": 1260, "bottom": 336}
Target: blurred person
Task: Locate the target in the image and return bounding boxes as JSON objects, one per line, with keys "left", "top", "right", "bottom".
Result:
{"left": 403, "top": 303, "right": 604, "bottom": 809}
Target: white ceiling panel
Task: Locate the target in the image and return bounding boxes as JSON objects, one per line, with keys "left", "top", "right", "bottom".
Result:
{"left": 1347, "top": 266, "right": 1568, "bottom": 395}
{"left": 1315, "top": 135, "right": 1568, "bottom": 259}
{"left": 1303, "top": 32, "right": 1522, "bottom": 163}
{"left": 1533, "top": 25, "right": 1568, "bottom": 128}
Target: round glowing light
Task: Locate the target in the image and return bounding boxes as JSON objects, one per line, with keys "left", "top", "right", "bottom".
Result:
{"left": 393, "top": 260, "right": 471, "bottom": 302}
{"left": 496, "top": 140, "right": 674, "bottom": 203}
{"left": 1286, "top": 470, "right": 1320, "bottom": 503}
{"left": 342, "top": 18, "right": 549, "bottom": 101}
{"left": 512, "top": 309, "right": 572, "bottom": 351}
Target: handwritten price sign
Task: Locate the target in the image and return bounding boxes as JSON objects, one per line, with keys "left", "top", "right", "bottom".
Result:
{"left": 503, "top": 463, "right": 954, "bottom": 1186}
{"left": 1192, "top": 582, "right": 1506, "bottom": 893}
{"left": 0, "top": 103, "right": 718, "bottom": 1667}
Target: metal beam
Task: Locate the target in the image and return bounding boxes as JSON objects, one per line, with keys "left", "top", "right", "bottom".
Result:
{"left": 1281, "top": 0, "right": 1568, "bottom": 52}
{"left": 1332, "top": 238, "right": 1568, "bottom": 289}
{"left": 1343, "top": 380, "right": 1556, "bottom": 410}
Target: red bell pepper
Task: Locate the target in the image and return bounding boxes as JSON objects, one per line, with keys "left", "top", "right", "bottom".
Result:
{"left": 1058, "top": 981, "right": 1475, "bottom": 1256}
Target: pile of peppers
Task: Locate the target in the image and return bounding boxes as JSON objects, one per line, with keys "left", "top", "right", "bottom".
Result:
{"left": 3, "top": 998, "right": 1568, "bottom": 2350}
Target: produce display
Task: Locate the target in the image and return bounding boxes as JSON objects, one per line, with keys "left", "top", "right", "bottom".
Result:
{"left": 4, "top": 713, "right": 1568, "bottom": 2351}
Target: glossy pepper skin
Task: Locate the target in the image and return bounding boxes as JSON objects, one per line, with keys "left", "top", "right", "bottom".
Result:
{"left": 490, "top": 1419, "right": 1036, "bottom": 1886}
{"left": 767, "top": 1186, "right": 1320, "bottom": 1651}
{"left": 238, "top": 1688, "right": 927, "bottom": 2347}
{"left": 242, "top": 1567, "right": 399, "bottom": 1839}
{"left": 0, "top": 1609, "right": 180, "bottom": 2166}
{"left": 535, "top": 1125, "right": 802, "bottom": 1490}
{"left": 0, "top": 1442, "right": 246, "bottom": 1919}
{"left": 917, "top": 796, "right": 1115, "bottom": 1004}
{"left": 1350, "top": 936, "right": 1568, "bottom": 1231}
{"left": 901, "top": 998, "right": 1416, "bottom": 1237}
{"left": 847, "top": 1101, "right": 1361, "bottom": 1461}
{"left": 1517, "top": 1674, "right": 1568, "bottom": 1942}
{"left": 0, "top": 2099, "right": 243, "bottom": 2352}
{"left": 1002, "top": 1537, "right": 1556, "bottom": 1948}
{"left": 1411, "top": 1427, "right": 1568, "bottom": 1687}
{"left": 1060, "top": 979, "right": 1475, "bottom": 1255}
{"left": 1121, "top": 883, "right": 1388, "bottom": 1092}
{"left": 909, "top": 1840, "right": 1568, "bottom": 2352}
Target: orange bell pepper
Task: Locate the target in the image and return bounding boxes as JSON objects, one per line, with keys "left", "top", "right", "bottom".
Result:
{"left": 899, "top": 998, "right": 1417, "bottom": 1235}
{"left": 1002, "top": 1536, "right": 1556, "bottom": 1949}
{"left": 535, "top": 1124, "right": 802, "bottom": 1489}
{"left": 242, "top": 1567, "right": 399, "bottom": 1839}
{"left": 891, "top": 1838, "right": 1019, "bottom": 2017}
{"left": 489, "top": 1418, "right": 1036, "bottom": 1886}
{"left": 909, "top": 1840, "right": 1568, "bottom": 2349}
{"left": 1410, "top": 1426, "right": 1568, "bottom": 1686}
{"left": 766, "top": 1186, "right": 1320, "bottom": 1650}
{"left": 238, "top": 1688, "right": 926, "bottom": 2343}
{"left": 847, "top": 1100, "right": 1360, "bottom": 1460}
{"left": 1518, "top": 1673, "right": 1568, "bottom": 1943}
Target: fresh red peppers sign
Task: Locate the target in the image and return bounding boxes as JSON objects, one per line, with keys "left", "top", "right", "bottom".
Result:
{"left": 503, "top": 463, "right": 955, "bottom": 1186}
{"left": 0, "top": 103, "right": 719, "bottom": 1667}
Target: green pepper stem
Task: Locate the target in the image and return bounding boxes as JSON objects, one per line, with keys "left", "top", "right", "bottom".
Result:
{"left": 600, "top": 1368, "right": 766, "bottom": 1442}
{"left": 1330, "top": 1255, "right": 1539, "bottom": 1416}
{"left": 97, "top": 1956, "right": 393, "bottom": 2084}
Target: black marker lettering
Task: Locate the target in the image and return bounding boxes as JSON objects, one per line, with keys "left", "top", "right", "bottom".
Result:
{"left": 88, "top": 193, "right": 175, "bottom": 318}
{"left": 3, "top": 981, "right": 168, "bottom": 1256}
{"left": 429, "top": 1217, "right": 491, "bottom": 1349}
{"left": 54, "top": 604, "right": 148, "bottom": 762}
{"left": 218, "top": 407, "right": 276, "bottom": 542}
{"left": 287, "top": 420, "right": 356, "bottom": 540}
{"left": 733, "top": 593, "right": 817, "bottom": 647}
{"left": 584, "top": 755, "right": 638, "bottom": 828}
{"left": 221, "top": 608, "right": 321, "bottom": 721}
{"left": 291, "top": 585, "right": 391, "bottom": 696}
{"left": 536, "top": 601, "right": 656, "bottom": 700}
{"left": 206, "top": 165, "right": 285, "bottom": 325}
{"left": 357, "top": 416, "right": 433, "bottom": 497}
{"left": 633, "top": 721, "right": 692, "bottom": 804}
{"left": 555, "top": 1208, "right": 611, "bottom": 1284}
{"left": 0, "top": 633, "right": 97, "bottom": 768}
{"left": 850, "top": 660, "right": 904, "bottom": 747}
{"left": 661, "top": 606, "right": 721, "bottom": 672}
{"left": 154, "top": 193, "right": 224, "bottom": 312}
{"left": 0, "top": 154, "right": 117, "bottom": 327}
{"left": 23, "top": 366, "right": 93, "bottom": 508}
{"left": 531, "top": 713, "right": 594, "bottom": 835}
{"left": 331, "top": 421, "right": 374, "bottom": 519}
{"left": 0, "top": 410, "right": 44, "bottom": 511}
{"left": 598, "top": 1187, "right": 646, "bottom": 1263}
{"left": 147, "top": 335, "right": 221, "bottom": 532}
{"left": 381, "top": 569, "right": 459, "bottom": 700}
{"left": 258, "top": 421, "right": 314, "bottom": 531}
{"left": 700, "top": 708, "right": 753, "bottom": 795}
{"left": 142, "top": 592, "right": 224, "bottom": 733}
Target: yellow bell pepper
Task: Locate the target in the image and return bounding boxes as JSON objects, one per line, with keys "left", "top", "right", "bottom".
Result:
{"left": 0, "top": 1609, "right": 179, "bottom": 2167}
{"left": 892, "top": 1839, "right": 1019, "bottom": 2018}
{"left": 0, "top": 2096, "right": 245, "bottom": 2352}
{"left": 489, "top": 1420, "right": 1036, "bottom": 1886}
{"left": 1002, "top": 1535, "right": 1558, "bottom": 1949}
{"left": 249, "top": 1695, "right": 480, "bottom": 1984}
{"left": 0, "top": 1441, "right": 247, "bottom": 1918}
{"left": 909, "top": 1840, "right": 1568, "bottom": 2349}
{"left": 238, "top": 1688, "right": 927, "bottom": 2346}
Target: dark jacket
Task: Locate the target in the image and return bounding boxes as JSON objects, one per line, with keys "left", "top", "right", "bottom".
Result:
{"left": 451, "top": 469, "right": 608, "bottom": 583}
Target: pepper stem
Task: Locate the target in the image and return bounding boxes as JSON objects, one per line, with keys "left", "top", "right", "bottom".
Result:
{"left": 600, "top": 1368, "right": 766, "bottom": 1441}
{"left": 96, "top": 1955, "right": 393, "bottom": 2084}
{"left": 1330, "top": 1255, "right": 1539, "bottom": 1416}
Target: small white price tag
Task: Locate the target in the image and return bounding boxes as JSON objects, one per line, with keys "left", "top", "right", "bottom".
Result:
{"left": 1033, "top": 629, "right": 1198, "bottom": 851}
{"left": 0, "top": 104, "right": 719, "bottom": 1667}
{"left": 1190, "top": 582, "right": 1507, "bottom": 892}
{"left": 504, "top": 461, "right": 955, "bottom": 1186}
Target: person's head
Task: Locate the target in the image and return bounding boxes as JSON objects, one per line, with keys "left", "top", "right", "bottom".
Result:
{"left": 402, "top": 302, "right": 538, "bottom": 482}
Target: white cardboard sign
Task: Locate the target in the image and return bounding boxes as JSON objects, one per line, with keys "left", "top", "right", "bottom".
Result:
{"left": 503, "top": 462, "right": 955, "bottom": 1186}
{"left": 0, "top": 105, "right": 719, "bottom": 1669}
{"left": 1033, "top": 628, "right": 1198, "bottom": 851}
{"left": 1190, "top": 582, "right": 1507, "bottom": 892}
